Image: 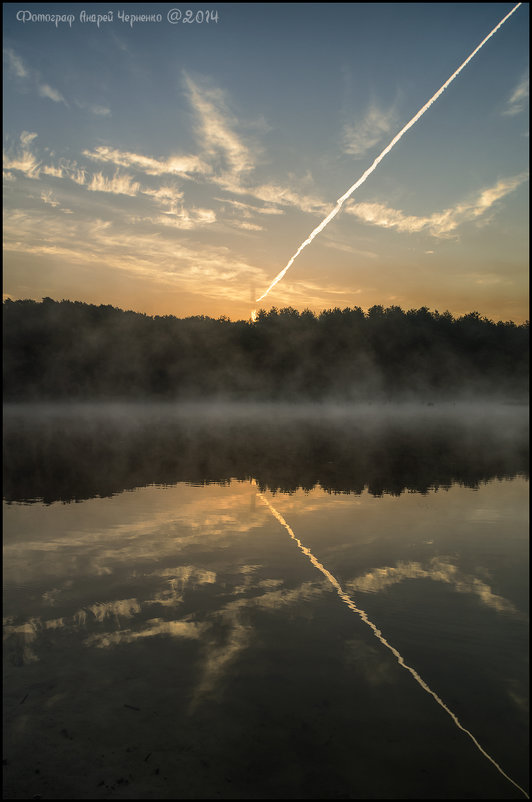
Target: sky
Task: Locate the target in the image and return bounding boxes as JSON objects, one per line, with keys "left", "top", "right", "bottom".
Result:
{"left": 3, "top": 2, "right": 529, "bottom": 322}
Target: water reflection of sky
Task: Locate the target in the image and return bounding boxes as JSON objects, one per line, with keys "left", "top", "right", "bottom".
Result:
{"left": 4, "top": 477, "right": 527, "bottom": 607}
{"left": 3, "top": 472, "right": 529, "bottom": 798}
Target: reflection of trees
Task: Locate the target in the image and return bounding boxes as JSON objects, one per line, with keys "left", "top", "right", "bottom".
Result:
{"left": 3, "top": 407, "right": 528, "bottom": 503}
{"left": 3, "top": 299, "right": 529, "bottom": 401}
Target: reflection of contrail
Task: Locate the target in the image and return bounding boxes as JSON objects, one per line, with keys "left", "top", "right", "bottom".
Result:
{"left": 256, "top": 488, "right": 530, "bottom": 799}
{"left": 256, "top": 3, "right": 522, "bottom": 303}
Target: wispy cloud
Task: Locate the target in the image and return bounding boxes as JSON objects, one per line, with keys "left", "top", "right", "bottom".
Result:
{"left": 231, "top": 220, "right": 264, "bottom": 232}
{"left": 83, "top": 139, "right": 327, "bottom": 217}
{"left": 5, "top": 132, "right": 218, "bottom": 229}
{"left": 83, "top": 145, "right": 209, "bottom": 178}
{"left": 215, "top": 198, "right": 284, "bottom": 216}
{"left": 183, "top": 73, "right": 331, "bottom": 216}
{"left": 216, "top": 179, "right": 328, "bottom": 215}
{"left": 145, "top": 208, "right": 217, "bottom": 229}
{"left": 87, "top": 171, "right": 141, "bottom": 196}
{"left": 80, "top": 76, "right": 328, "bottom": 220}
{"left": 90, "top": 104, "right": 111, "bottom": 116}
{"left": 20, "top": 131, "right": 38, "bottom": 147}
{"left": 3, "top": 206, "right": 266, "bottom": 303}
{"left": 140, "top": 186, "right": 217, "bottom": 227}
{"left": 4, "top": 47, "right": 29, "bottom": 78}
{"left": 40, "top": 190, "right": 60, "bottom": 207}
{"left": 69, "top": 167, "right": 89, "bottom": 186}
{"left": 503, "top": 73, "right": 529, "bottom": 116}
{"left": 75, "top": 99, "right": 112, "bottom": 117}
{"left": 38, "top": 83, "right": 67, "bottom": 104}
{"left": 346, "top": 172, "right": 529, "bottom": 238}
{"left": 142, "top": 185, "right": 184, "bottom": 206}
{"left": 5, "top": 47, "right": 67, "bottom": 105}
{"left": 342, "top": 101, "right": 398, "bottom": 157}
{"left": 183, "top": 72, "right": 256, "bottom": 177}
{"left": 42, "top": 164, "right": 65, "bottom": 178}
{"left": 320, "top": 236, "right": 378, "bottom": 260}
{"left": 3, "top": 131, "right": 41, "bottom": 178}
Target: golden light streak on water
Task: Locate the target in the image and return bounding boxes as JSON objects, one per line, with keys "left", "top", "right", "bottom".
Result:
{"left": 255, "top": 3, "right": 522, "bottom": 304}
{"left": 255, "top": 486, "right": 530, "bottom": 799}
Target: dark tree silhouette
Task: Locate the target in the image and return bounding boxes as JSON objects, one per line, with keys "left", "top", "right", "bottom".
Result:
{"left": 3, "top": 298, "right": 528, "bottom": 401}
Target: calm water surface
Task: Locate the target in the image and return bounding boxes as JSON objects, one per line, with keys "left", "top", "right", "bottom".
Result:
{"left": 3, "top": 404, "right": 529, "bottom": 799}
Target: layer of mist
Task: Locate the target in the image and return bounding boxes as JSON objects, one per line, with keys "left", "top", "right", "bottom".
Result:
{"left": 4, "top": 401, "right": 528, "bottom": 503}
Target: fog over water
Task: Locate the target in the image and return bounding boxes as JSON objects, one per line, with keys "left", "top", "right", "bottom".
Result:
{"left": 3, "top": 401, "right": 529, "bottom": 503}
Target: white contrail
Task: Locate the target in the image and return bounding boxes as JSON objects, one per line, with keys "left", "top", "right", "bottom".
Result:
{"left": 255, "top": 487, "right": 530, "bottom": 799}
{"left": 256, "top": 3, "right": 522, "bottom": 303}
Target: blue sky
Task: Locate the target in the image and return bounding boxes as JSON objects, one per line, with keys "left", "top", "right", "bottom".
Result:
{"left": 3, "top": 3, "right": 529, "bottom": 320}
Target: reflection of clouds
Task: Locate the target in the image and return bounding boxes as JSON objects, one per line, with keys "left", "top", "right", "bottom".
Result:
{"left": 230, "top": 574, "right": 284, "bottom": 597}
{"left": 146, "top": 579, "right": 184, "bottom": 608}
{"left": 84, "top": 618, "right": 205, "bottom": 649}
{"left": 5, "top": 473, "right": 528, "bottom": 774}
{"left": 258, "top": 578, "right": 283, "bottom": 590}
{"left": 147, "top": 565, "right": 217, "bottom": 589}
{"left": 44, "top": 617, "right": 66, "bottom": 630}
{"left": 505, "top": 678, "right": 529, "bottom": 715}
{"left": 3, "top": 482, "right": 264, "bottom": 585}
{"left": 3, "top": 562, "right": 220, "bottom": 664}
{"left": 245, "top": 580, "right": 325, "bottom": 611}
{"left": 145, "top": 565, "right": 216, "bottom": 607}
{"left": 7, "top": 559, "right": 301, "bottom": 696}
{"left": 85, "top": 598, "right": 141, "bottom": 625}
{"left": 5, "top": 598, "right": 206, "bottom": 662}
{"left": 191, "top": 577, "right": 326, "bottom": 707}
{"left": 346, "top": 558, "right": 517, "bottom": 615}
{"left": 3, "top": 618, "right": 41, "bottom": 664}
{"left": 221, "top": 579, "right": 325, "bottom": 614}
{"left": 42, "top": 587, "right": 62, "bottom": 606}
{"left": 171, "top": 562, "right": 327, "bottom": 707}
{"left": 190, "top": 611, "right": 251, "bottom": 708}
{"left": 74, "top": 609, "right": 88, "bottom": 628}
{"left": 229, "top": 563, "right": 263, "bottom": 595}
{"left": 344, "top": 638, "right": 395, "bottom": 686}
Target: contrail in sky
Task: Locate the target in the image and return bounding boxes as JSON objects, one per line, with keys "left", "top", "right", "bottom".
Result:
{"left": 256, "top": 3, "right": 522, "bottom": 304}
{"left": 255, "top": 486, "right": 530, "bottom": 799}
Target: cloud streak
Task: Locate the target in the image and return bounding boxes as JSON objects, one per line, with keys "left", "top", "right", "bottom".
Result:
{"left": 38, "top": 83, "right": 67, "bottom": 104}
{"left": 183, "top": 72, "right": 256, "bottom": 177}
{"left": 4, "top": 47, "right": 29, "bottom": 78}
{"left": 343, "top": 102, "right": 398, "bottom": 157}
{"left": 503, "top": 73, "right": 529, "bottom": 116}
{"left": 83, "top": 145, "right": 209, "bottom": 178}
{"left": 346, "top": 172, "right": 529, "bottom": 237}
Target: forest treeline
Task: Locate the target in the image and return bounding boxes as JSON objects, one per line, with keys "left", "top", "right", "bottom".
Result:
{"left": 3, "top": 298, "right": 529, "bottom": 400}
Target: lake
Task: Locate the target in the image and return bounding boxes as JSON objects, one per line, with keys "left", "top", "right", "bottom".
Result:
{"left": 3, "top": 403, "right": 529, "bottom": 799}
